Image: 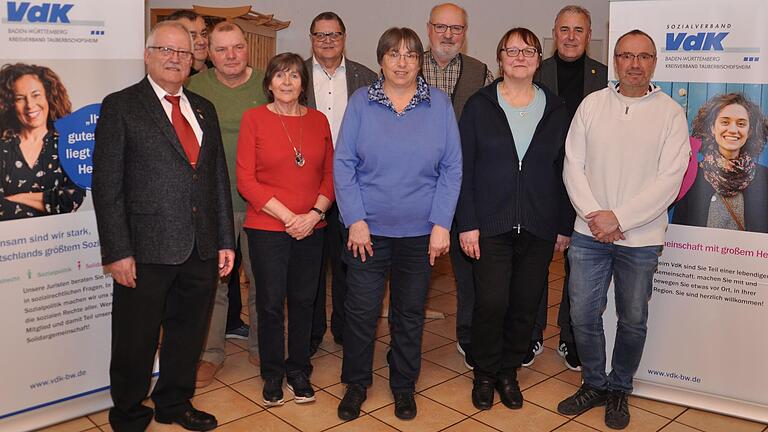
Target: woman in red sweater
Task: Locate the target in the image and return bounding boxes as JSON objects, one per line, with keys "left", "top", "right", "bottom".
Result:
{"left": 236, "top": 53, "right": 334, "bottom": 407}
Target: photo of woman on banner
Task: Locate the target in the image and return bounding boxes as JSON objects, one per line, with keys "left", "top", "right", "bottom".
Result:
{"left": 0, "top": 63, "right": 86, "bottom": 221}
{"left": 672, "top": 93, "right": 768, "bottom": 233}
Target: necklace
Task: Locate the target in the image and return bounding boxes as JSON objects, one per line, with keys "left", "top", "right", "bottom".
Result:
{"left": 273, "top": 103, "right": 305, "bottom": 167}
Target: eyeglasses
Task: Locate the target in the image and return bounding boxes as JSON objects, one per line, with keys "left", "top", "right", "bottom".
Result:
{"left": 385, "top": 51, "right": 420, "bottom": 64}
{"left": 311, "top": 31, "right": 345, "bottom": 42}
{"left": 148, "top": 46, "right": 193, "bottom": 60}
{"left": 429, "top": 22, "right": 466, "bottom": 35}
{"left": 614, "top": 52, "right": 655, "bottom": 62}
{"left": 499, "top": 47, "right": 539, "bottom": 58}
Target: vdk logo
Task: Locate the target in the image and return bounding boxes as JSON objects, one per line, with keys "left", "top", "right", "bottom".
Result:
{"left": 6, "top": 1, "right": 74, "bottom": 23}
{"left": 666, "top": 32, "right": 728, "bottom": 51}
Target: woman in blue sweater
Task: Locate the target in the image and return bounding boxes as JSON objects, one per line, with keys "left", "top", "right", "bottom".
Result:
{"left": 334, "top": 27, "right": 462, "bottom": 422}
{"left": 455, "top": 28, "right": 574, "bottom": 411}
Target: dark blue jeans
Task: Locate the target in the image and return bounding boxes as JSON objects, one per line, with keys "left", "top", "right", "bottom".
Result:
{"left": 341, "top": 232, "right": 431, "bottom": 393}
{"left": 568, "top": 232, "right": 662, "bottom": 392}
{"left": 246, "top": 228, "right": 324, "bottom": 380}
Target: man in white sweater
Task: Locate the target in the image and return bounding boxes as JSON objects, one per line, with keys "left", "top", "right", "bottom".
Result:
{"left": 557, "top": 30, "right": 689, "bottom": 430}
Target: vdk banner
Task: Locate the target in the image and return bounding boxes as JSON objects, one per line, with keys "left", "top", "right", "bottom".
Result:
{"left": 0, "top": 1, "right": 144, "bottom": 430}
{"left": 607, "top": 0, "right": 768, "bottom": 423}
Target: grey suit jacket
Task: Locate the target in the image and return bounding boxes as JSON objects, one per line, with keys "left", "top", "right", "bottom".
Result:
{"left": 304, "top": 57, "right": 378, "bottom": 108}
{"left": 535, "top": 54, "right": 608, "bottom": 97}
{"left": 92, "top": 77, "right": 235, "bottom": 266}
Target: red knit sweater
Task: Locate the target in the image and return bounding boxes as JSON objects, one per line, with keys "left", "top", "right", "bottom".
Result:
{"left": 236, "top": 104, "right": 334, "bottom": 231}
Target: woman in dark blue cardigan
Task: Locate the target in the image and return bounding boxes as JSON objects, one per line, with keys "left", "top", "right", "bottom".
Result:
{"left": 455, "top": 28, "right": 575, "bottom": 411}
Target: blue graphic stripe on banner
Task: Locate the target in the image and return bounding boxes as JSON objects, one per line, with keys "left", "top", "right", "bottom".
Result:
{"left": 0, "top": 372, "right": 159, "bottom": 420}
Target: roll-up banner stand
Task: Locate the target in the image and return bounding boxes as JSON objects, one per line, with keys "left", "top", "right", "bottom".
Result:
{"left": 0, "top": 1, "right": 144, "bottom": 430}
{"left": 607, "top": 0, "right": 768, "bottom": 423}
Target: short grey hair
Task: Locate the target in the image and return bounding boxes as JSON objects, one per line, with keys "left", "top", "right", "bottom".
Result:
{"left": 554, "top": 5, "right": 592, "bottom": 28}
{"left": 146, "top": 21, "right": 193, "bottom": 49}
{"left": 429, "top": 3, "right": 468, "bottom": 26}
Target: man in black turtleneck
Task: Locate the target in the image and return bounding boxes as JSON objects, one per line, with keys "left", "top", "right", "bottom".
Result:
{"left": 528, "top": 4, "right": 607, "bottom": 371}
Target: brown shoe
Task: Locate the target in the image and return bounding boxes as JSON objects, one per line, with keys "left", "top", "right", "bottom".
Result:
{"left": 195, "top": 361, "right": 222, "bottom": 388}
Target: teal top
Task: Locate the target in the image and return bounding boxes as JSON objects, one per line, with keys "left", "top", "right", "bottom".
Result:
{"left": 496, "top": 83, "right": 545, "bottom": 162}
{"left": 186, "top": 68, "right": 267, "bottom": 212}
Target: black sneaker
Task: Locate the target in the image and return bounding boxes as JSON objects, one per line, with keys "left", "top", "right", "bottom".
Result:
{"left": 557, "top": 385, "right": 607, "bottom": 416}
{"left": 471, "top": 376, "right": 495, "bottom": 410}
{"left": 457, "top": 342, "right": 475, "bottom": 370}
{"left": 287, "top": 373, "right": 316, "bottom": 403}
{"left": 557, "top": 340, "right": 582, "bottom": 371}
{"left": 393, "top": 391, "right": 417, "bottom": 420}
{"left": 262, "top": 377, "right": 284, "bottom": 407}
{"left": 338, "top": 383, "right": 367, "bottom": 421}
{"left": 605, "top": 390, "right": 630, "bottom": 430}
{"left": 224, "top": 324, "right": 249, "bottom": 340}
{"left": 522, "top": 339, "right": 543, "bottom": 367}
{"left": 495, "top": 375, "right": 523, "bottom": 409}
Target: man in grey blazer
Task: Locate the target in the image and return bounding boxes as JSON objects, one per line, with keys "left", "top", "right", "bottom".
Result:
{"left": 92, "top": 21, "right": 235, "bottom": 432}
{"left": 304, "top": 11, "right": 378, "bottom": 355}
{"left": 527, "top": 4, "right": 608, "bottom": 372}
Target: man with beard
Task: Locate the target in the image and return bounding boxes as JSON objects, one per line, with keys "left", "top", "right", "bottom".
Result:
{"left": 167, "top": 10, "right": 213, "bottom": 76}
{"left": 422, "top": 2, "right": 493, "bottom": 370}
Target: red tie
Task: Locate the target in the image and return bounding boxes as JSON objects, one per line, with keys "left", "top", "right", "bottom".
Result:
{"left": 164, "top": 95, "right": 200, "bottom": 167}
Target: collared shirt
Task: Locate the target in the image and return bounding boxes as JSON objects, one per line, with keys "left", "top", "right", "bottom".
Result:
{"left": 146, "top": 74, "right": 203, "bottom": 145}
{"left": 367, "top": 75, "right": 431, "bottom": 116}
{"left": 312, "top": 56, "right": 348, "bottom": 147}
{"left": 422, "top": 51, "right": 494, "bottom": 97}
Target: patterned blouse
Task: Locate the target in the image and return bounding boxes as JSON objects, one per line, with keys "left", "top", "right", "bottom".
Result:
{"left": 367, "top": 75, "right": 431, "bottom": 116}
{"left": 0, "top": 130, "right": 86, "bottom": 220}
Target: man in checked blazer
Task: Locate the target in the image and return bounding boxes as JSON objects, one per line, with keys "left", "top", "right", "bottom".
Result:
{"left": 92, "top": 21, "right": 234, "bottom": 432}
{"left": 304, "top": 11, "right": 378, "bottom": 356}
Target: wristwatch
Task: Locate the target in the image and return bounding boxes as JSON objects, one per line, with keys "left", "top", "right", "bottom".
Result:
{"left": 310, "top": 207, "right": 326, "bottom": 220}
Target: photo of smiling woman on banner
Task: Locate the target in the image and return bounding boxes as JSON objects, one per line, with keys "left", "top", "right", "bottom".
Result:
{"left": 672, "top": 93, "right": 768, "bottom": 233}
{"left": 0, "top": 63, "right": 86, "bottom": 221}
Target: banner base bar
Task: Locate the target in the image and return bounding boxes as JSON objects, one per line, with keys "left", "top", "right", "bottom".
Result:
{"left": 633, "top": 380, "right": 768, "bottom": 424}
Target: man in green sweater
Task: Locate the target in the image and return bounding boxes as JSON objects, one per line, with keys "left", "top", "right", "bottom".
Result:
{"left": 186, "top": 21, "right": 267, "bottom": 388}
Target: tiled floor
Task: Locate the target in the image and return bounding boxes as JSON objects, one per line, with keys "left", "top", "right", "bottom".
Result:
{"left": 38, "top": 253, "right": 768, "bottom": 432}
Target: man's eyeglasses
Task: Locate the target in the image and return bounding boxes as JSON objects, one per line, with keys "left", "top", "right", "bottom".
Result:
{"left": 614, "top": 52, "right": 655, "bottom": 62}
{"left": 148, "top": 46, "right": 193, "bottom": 60}
{"left": 385, "top": 51, "right": 420, "bottom": 64}
{"left": 311, "top": 31, "right": 345, "bottom": 42}
{"left": 499, "top": 47, "right": 539, "bottom": 58}
{"left": 429, "top": 22, "right": 466, "bottom": 35}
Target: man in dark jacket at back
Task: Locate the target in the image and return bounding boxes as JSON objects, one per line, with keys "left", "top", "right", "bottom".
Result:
{"left": 525, "top": 4, "right": 607, "bottom": 371}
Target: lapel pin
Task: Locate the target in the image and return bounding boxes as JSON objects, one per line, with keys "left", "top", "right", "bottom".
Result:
{"left": 591, "top": 69, "right": 596, "bottom": 75}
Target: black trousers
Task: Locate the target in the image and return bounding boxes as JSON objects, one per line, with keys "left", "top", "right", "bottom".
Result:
{"left": 310, "top": 204, "right": 348, "bottom": 349}
{"left": 532, "top": 248, "right": 575, "bottom": 342}
{"left": 246, "top": 228, "right": 324, "bottom": 379}
{"left": 449, "top": 220, "right": 475, "bottom": 346}
{"left": 225, "top": 236, "right": 246, "bottom": 331}
{"left": 341, "top": 233, "right": 431, "bottom": 393}
{"left": 471, "top": 230, "right": 553, "bottom": 379}
{"left": 109, "top": 247, "right": 217, "bottom": 432}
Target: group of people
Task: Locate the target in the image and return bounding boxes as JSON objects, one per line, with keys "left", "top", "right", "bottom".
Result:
{"left": 84, "top": 3, "right": 764, "bottom": 432}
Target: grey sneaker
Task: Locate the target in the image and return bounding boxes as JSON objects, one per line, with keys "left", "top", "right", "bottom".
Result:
{"left": 605, "top": 390, "right": 630, "bottom": 430}
{"left": 225, "top": 324, "right": 249, "bottom": 340}
{"left": 557, "top": 385, "right": 607, "bottom": 416}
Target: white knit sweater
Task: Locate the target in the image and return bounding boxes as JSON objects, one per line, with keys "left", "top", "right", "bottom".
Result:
{"left": 563, "top": 84, "right": 690, "bottom": 247}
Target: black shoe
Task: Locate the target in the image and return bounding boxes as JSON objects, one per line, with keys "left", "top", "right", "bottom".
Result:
{"left": 262, "top": 377, "right": 285, "bottom": 407}
{"left": 155, "top": 408, "right": 217, "bottom": 431}
{"left": 287, "top": 373, "right": 316, "bottom": 403}
{"left": 338, "top": 383, "right": 367, "bottom": 420}
{"left": 495, "top": 375, "right": 523, "bottom": 409}
{"left": 557, "top": 340, "right": 582, "bottom": 371}
{"left": 605, "top": 390, "right": 630, "bottom": 430}
{"left": 557, "top": 385, "right": 607, "bottom": 416}
{"left": 522, "top": 339, "right": 543, "bottom": 367}
{"left": 471, "top": 376, "right": 495, "bottom": 410}
{"left": 457, "top": 342, "right": 475, "bottom": 370}
{"left": 393, "top": 391, "right": 417, "bottom": 420}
